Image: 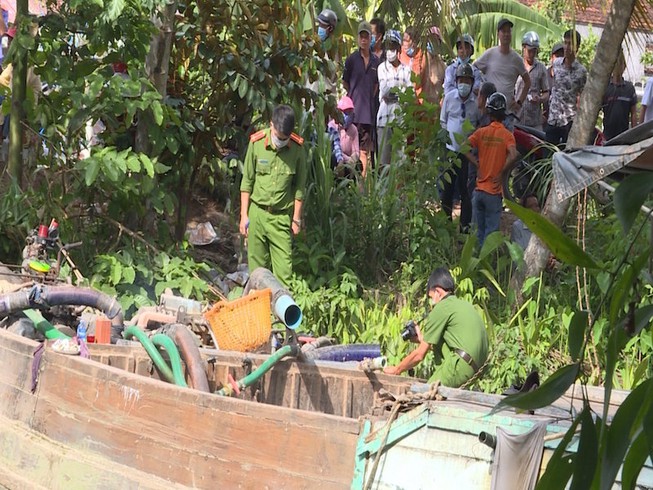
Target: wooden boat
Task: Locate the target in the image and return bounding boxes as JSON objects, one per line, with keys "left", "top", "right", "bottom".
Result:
{"left": 1, "top": 327, "right": 651, "bottom": 489}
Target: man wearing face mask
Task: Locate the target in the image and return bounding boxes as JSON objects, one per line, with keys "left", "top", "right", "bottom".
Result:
{"left": 440, "top": 63, "right": 480, "bottom": 233}
{"left": 370, "top": 18, "right": 386, "bottom": 63}
{"left": 384, "top": 267, "right": 488, "bottom": 387}
{"left": 376, "top": 29, "right": 411, "bottom": 166}
{"left": 400, "top": 26, "right": 425, "bottom": 97}
{"left": 421, "top": 26, "right": 446, "bottom": 104}
{"left": 240, "top": 105, "right": 307, "bottom": 287}
{"left": 443, "top": 34, "right": 482, "bottom": 97}
{"left": 316, "top": 9, "right": 337, "bottom": 44}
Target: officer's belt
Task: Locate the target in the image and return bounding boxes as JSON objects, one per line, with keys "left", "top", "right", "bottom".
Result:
{"left": 252, "top": 201, "right": 288, "bottom": 215}
{"left": 454, "top": 348, "right": 479, "bottom": 373}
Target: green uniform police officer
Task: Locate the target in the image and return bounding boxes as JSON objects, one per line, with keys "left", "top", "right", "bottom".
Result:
{"left": 384, "top": 267, "right": 489, "bottom": 387}
{"left": 239, "top": 105, "right": 307, "bottom": 287}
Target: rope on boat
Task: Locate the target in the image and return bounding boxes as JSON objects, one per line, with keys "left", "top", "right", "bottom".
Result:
{"left": 372, "top": 381, "right": 444, "bottom": 413}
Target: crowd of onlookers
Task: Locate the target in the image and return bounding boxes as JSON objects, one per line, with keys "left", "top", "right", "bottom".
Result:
{"left": 315, "top": 10, "right": 653, "bottom": 245}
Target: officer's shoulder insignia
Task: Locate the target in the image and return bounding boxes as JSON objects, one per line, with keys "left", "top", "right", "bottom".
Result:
{"left": 290, "top": 133, "right": 304, "bottom": 146}
{"left": 249, "top": 130, "right": 266, "bottom": 143}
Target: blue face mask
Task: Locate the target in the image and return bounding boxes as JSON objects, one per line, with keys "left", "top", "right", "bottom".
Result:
{"left": 458, "top": 56, "right": 471, "bottom": 64}
{"left": 343, "top": 112, "right": 355, "bottom": 128}
{"left": 318, "top": 26, "right": 328, "bottom": 42}
{"left": 370, "top": 35, "right": 376, "bottom": 49}
{"left": 406, "top": 47, "right": 415, "bottom": 58}
{"left": 427, "top": 42, "right": 434, "bottom": 55}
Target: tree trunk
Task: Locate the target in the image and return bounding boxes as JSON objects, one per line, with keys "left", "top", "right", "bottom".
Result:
{"left": 7, "top": 0, "right": 29, "bottom": 186}
{"left": 135, "top": 0, "right": 177, "bottom": 154}
{"left": 517, "top": 0, "right": 637, "bottom": 288}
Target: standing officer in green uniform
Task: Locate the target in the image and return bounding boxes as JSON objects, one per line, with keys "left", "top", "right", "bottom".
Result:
{"left": 384, "top": 267, "right": 489, "bottom": 387}
{"left": 239, "top": 105, "right": 307, "bottom": 287}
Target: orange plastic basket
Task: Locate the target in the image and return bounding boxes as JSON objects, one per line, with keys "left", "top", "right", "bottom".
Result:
{"left": 205, "top": 288, "right": 272, "bottom": 352}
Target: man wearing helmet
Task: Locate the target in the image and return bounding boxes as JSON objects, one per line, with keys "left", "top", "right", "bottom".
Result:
{"left": 474, "top": 18, "right": 531, "bottom": 114}
{"left": 443, "top": 34, "right": 482, "bottom": 96}
{"left": 377, "top": 29, "right": 411, "bottom": 166}
{"left": 464, "top": 93, "right": 519, "bottom": 245}
{"left": 516, "top": 31, "right": 549, "bottom": 130}
{"left": 440, "top": 63, "right": 480, "bottom": 232}
{"left": 316, "top": 8, "right": 337, "bottom": 42}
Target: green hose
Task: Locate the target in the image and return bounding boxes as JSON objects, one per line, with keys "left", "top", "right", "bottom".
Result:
{"left": 217, "top": 344, "right": 297, "bottom": 396}
{"left": 23, "top": 309, "right": 70, "bottom": 340}
{"left": 124, "top": 326, "right": 176, "bottom": 385}
{"left": 151, "top": 333, "right": 188, "bottom": 388}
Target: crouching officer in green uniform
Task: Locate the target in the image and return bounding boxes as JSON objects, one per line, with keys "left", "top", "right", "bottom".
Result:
{"left": 239, "top": 105, "right": 307, "bottom": 287}
{"left": 384, "top": 267, "right": 489, "bottom": 387}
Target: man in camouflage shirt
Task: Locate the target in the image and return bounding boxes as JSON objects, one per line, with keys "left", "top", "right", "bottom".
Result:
{"left": 515, "top": 31, "right": 549, "bottom": 131}
{"left": 545, "top": 29, "right": 587, "bottom": 147}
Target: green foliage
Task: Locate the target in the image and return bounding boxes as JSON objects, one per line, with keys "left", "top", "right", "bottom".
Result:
{"left": 91, "top": 248, "right": 210, "bottom": 317}
{"left": 0, "top": 182, "right": 35, "bottom": 260}
{"left": 294, "top": 99, "right": 454, "bottom": 289}
{"left": 642, "top": 50, "right": 653, "bottom": 69}
{"left": 499, "top": 174, "right": 653, "bottom": 488}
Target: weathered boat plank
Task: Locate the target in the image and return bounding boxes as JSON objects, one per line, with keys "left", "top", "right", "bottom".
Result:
{"left": 0, "top": 413, "right": 188, "bottom": 490}
{"left": 28, "top": 348, "right": 359, "bottom": 489}
{"left": 0, "top": 334, "right": 38, "bottom": 423}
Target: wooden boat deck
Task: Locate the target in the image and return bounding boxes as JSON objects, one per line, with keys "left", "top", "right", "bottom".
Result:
{"left": 1, "top": 328, "right": 649, "bottom": 489}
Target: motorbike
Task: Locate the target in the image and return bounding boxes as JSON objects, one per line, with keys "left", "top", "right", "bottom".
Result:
{"left": 503, "top": 122, "right": 606, "bottom": 202}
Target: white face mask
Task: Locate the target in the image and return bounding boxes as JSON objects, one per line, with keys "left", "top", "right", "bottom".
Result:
{"left": 457, "top": 82, "right": 472, "bottom": 98}
{"left": 386, "top": 50, "right": 398, "bottom": 62}
{"left": 271, "top": 134, "right": 289, "bottom": 149}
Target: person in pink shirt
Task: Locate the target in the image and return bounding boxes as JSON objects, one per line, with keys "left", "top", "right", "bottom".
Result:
{"left": 328, "top": 96, "right": 359, "bottom": 173}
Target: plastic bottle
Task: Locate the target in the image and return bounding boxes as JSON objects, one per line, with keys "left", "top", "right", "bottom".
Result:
{"left": 77, "top": 320, "right": 88, "bottom": 343}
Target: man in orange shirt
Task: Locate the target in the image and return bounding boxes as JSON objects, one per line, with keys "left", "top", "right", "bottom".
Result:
{"left": 400, "top": 26, "right": 423, "bottom": 96}
{"left": 465, "top": 93, "right": 519, "bottom": 245}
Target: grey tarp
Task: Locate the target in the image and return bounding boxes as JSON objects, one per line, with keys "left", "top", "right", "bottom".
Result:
{"left": 553, "top": 121, "right": 653, "bottom": 202}
{"left": 490, "top": 422, "right": 548, "bottom": 490}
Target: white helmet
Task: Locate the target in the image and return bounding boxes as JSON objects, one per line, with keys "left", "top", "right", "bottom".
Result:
{"left": 521, "top": 31, "right": 540, "bottom": 49}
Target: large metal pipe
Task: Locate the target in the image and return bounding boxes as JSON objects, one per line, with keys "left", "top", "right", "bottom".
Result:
{"left": 157, "top": 323, "right": 210, "bottom": 392}
{"left": 0, "top": 285, "right": 124, "bottom": 343}
{"left": 301, "top": 344, "right": 382, "bottom": 362}
{"left": 244, "top": 267, "right": 302, "bottom": 329}
{"left": 478, "top": 431, "right": 497, "bottom": 449}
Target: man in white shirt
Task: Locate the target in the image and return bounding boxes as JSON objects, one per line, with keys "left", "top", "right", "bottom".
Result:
{"left": 474, "top": 18, "right": 531, "bottom": 114}
{"left": 440, "top": 63, "right": 481, "bottom": 232}
{"left": 376, "top": 29, "right": 411, "bottom": 166}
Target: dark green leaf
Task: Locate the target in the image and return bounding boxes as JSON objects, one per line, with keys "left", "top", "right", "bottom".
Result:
{"left": 602, "top": 325, "right": 629, "bottom": 424}
{"left": 152, "top": 100, "right": 164, "bottom": 126}
{"left": 609, "top": 251, "right": 648, "bottom": 325}
{"left": 238, "top": 78, "right": 248, "bottom": 99}
{"left": 491, "top": 363, "right": 579, "bottom": 414}
{"left": 459, "top": 233, "right": 478, "bottom": 277}
{"left": 505, "top": 201, "right": 599, "bottom": 269}
{"left": 614, "top": 173, "right": 653, "bottom": 234}
{"left": 600, "top": 378, "right": 653, "bottom": 489}
{"left": 620, "top": 433, "right": 649, "bottom": 489}
{"left": 84, "top": 158, "right": 101, "bottom": 186}
{"left": 633, "top": 304, "right": 653, "bottom": 337}
{"left": 570, "top": 407, "right": 598, "bottom": 490}
{"left": 568, "top": 310, "right": 589, "bottom": 362}
{"left": 479, "top": 231, "right": 504, "bottom": 261}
